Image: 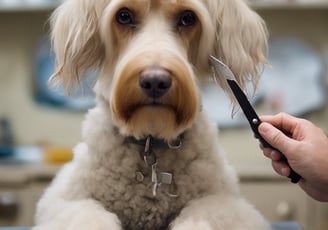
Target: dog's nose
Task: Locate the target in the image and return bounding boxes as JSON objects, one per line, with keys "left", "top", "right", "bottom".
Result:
{"left": 139, "top": 66, "right": 172, "bottom": 99}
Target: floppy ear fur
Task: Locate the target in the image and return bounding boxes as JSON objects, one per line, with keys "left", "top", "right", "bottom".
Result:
{"left": 50, "top": 1, "right": 105, "bottom": 90}
{"left": 212, "top": 0, "right": 268, "bottom": 92}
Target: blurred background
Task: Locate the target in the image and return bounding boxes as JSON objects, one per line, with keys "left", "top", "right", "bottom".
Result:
{"left": 0, "top": 0, "right": 327, "bottom": 229}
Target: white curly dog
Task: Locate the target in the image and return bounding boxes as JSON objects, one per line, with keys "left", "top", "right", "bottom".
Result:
{"left": 34, "top": 0, "right": 270, "bottom": 229}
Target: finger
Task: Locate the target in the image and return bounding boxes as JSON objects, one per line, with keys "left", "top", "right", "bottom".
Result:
{"left": 261, "top": 147, "right": 272, "bottom": 158}
{"left": 270, "top": 150, "right": 282, "bottom": 161}
{"left": 260, "top": 113, "right": 300, "bottom": 135}
{"left": 260, "top": 145, "right": 282, "bottom": 161}
{"left": 272, "top": 160, "right": 291, "bottom": 177}
{"left": 258, "top": 122, "right": 297, "bottom": 154}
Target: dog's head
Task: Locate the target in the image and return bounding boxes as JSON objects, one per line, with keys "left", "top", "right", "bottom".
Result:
{"left": 50, "top": 0, "right": 267, "bottom": 141}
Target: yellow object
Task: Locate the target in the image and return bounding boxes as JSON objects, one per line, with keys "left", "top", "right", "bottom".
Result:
{"left": 44, "top": 147, "right": 73, "bottom": 164}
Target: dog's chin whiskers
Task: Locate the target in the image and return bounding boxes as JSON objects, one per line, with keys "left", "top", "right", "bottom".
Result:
{"left": 123, "top": 102, "right": 167, "bottom": 118}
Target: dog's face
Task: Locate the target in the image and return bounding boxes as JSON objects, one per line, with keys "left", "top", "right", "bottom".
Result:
{"left": 51, "top": 0, "right": 267, "bottom": 141}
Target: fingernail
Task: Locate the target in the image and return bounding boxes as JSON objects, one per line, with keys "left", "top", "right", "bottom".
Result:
{"left": 281, "top": 167, "right": 290, "bottom": 177}
{"left": 270, "top": 150, "right": 275, "bottom": 159}
{"left": 259, "top": 122, "right": 270, "bottom": 133}
{"left": 270, "top": 150, "right": 279, "bottom": 160}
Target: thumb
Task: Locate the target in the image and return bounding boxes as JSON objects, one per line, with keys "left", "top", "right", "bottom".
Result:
{"left": 258, "top": 122, "right": 295, "bottom": 154}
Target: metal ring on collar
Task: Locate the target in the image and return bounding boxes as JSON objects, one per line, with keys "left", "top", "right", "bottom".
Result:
{"left": 168, "top": 138, "right": 182, "bottom": 149}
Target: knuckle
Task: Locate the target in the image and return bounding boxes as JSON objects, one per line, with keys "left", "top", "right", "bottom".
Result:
{"left": 270, "top": 130, "right": 282, "bottom": 145}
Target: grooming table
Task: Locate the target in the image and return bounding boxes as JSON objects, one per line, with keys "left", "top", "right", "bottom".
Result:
{"left": 0, "top": 222, "right": 302, "bottom": 230}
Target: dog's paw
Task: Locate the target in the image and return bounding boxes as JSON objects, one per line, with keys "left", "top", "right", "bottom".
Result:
{"left": 67, "top": 211, "right": 122, "bottom": 230}
{"left": 171, "top": 220, "right": 213, "bottom": 230}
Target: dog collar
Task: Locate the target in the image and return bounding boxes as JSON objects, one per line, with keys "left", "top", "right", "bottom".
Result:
{"left": 126, "top": 135, "right": 182, "bottom": 149}
{"left": 127, "top": 135, "right": 182, "bottom": 166}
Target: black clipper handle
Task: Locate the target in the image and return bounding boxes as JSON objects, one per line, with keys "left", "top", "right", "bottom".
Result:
{"left": 225, "top": 79, "right": 301, "bottom": 184}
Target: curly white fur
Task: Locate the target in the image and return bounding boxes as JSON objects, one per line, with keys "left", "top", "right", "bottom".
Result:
{"left": 34, "top": 0, "right": 270, "bottom": 229}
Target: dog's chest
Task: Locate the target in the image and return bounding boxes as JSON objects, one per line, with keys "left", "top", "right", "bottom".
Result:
{"left": 106, "top": 187, "right": 185, "bottom": 230}
{"left": 88, "top": 149, "right": 201, "bottom": 230}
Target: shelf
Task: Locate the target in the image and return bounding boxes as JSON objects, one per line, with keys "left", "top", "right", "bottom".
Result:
{"left": 250, "top": 0, "right": 328, "bottom": 9}
{"left": 1, "top": 0, "right": 328, "bottom": 12}
{"left": 0, "top": 2, "right": 60, "bottom": 12}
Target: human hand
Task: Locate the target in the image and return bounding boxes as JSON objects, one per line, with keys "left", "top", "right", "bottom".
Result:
{"left": 258, "top": 113, "right": 328, "bottom": 202}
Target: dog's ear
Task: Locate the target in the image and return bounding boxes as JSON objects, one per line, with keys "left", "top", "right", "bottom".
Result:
{"left": 213, "top": 0, "right": 268, "bottom": 92}
{"left": 50, "top": 1, "right": 104, "bottom": 90}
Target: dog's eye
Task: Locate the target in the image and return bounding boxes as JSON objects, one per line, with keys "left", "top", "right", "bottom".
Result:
{"left": 116, "top": 8, "right": 136, "bottom": 27}
{"left": 177, "top": 10, "right": 197, "bottom": 28}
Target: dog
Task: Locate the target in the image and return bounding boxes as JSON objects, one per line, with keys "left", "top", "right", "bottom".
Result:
{"left": 34, "top": 0, "right": 270, "bottom": 229}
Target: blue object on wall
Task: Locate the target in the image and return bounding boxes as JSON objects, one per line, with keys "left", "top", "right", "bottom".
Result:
{"left": 34, "top": 36, "right": 96, "bottom": 111}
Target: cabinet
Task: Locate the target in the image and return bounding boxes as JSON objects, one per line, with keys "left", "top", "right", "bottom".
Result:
{"left": 241, "top": 180, "right": 326, "bottom": 230}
